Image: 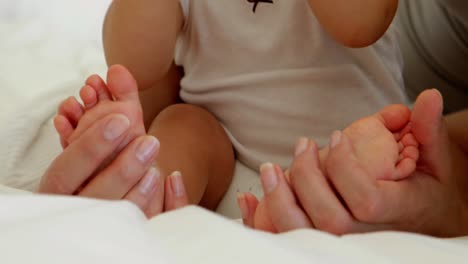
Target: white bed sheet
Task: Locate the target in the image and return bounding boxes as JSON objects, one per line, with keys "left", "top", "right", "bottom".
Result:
{"left": 0, "top": 0, "right": 110, "bottom": 191}
{"left": 1, "top": 1, "right": 468, "bottom": 263}
{"left": 1, "top": 194, "right": 468, "bottom": 264}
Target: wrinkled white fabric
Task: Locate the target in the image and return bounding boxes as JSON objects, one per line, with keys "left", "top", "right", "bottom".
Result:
{"left": 1, "top": 193, "right": 468, "bottom": 264}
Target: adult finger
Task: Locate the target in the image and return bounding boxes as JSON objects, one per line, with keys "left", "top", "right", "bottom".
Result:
{"left": 164, "top": 171, "right": 189, "bottom": 211}
{"left": 39, "top": 114, "right": 130, "bottom": 194}
{"left": 260, "top": 163, "right": 313, "bottom": 232}
{"left": 145, "top": 167, "right": 166, "bottom": 218}
{"left": 410, "top": 89, "right": 449, "bottom": 178}
{"left": 237, "top": 192, "right": 259, "bottom": 228}
{"left": 79, "top": 135, "right": 160, "bottom": 199}
{"left": 290, "top": 138, "right": 387, "bottom": 235}
{"left": 124, "top": 167, "right": 161, "bottom": 213}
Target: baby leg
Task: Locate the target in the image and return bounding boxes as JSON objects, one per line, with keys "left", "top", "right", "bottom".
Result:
{"left": 148, "top": 104, "right": 236, "bottom": 210}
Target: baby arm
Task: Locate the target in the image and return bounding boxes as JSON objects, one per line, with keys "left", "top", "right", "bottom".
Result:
{"left": 307, "top": 0, "right": 398, "bottom": 47}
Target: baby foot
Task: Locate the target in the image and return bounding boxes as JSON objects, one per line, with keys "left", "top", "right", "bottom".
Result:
{"left": 337, "top": 104, "right": 420, "bottom": 181}
{"left": 244, "top": 105, "right": 421, "bottom": 232}
{"left": 54, "top": 65, "right": 146, "bottom": 154}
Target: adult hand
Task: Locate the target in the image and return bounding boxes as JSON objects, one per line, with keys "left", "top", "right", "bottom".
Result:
{"left": 248, "top": 89, "right": 468, "bottom": 236}
{"left": 319, "top": 89, "right": 468, "bottom": 236}
{"left": 242, "top": 141, "right": 387, "bottom": 234}
{"left": 39, "top": 113, "right": 189, "bottom": 217}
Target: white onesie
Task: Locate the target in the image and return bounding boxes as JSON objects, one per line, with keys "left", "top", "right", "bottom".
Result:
{"left": 175, "top": 0, "right": 408, "bottom": 170}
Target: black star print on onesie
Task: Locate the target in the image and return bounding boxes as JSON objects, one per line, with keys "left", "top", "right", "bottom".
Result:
{"left": 247, "top": 0, "right": 274, "bottom": 13}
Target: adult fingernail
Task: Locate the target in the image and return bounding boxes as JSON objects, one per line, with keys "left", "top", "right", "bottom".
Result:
{"left": 170, "top": 171, "right": 186, "bottom": 197}
{"left": 136, "top": 136, "right": 160, "bottom": 163}
{"left": 260, "top": 163, "right": 277, "bottom": 194}
{"left": 330, "top": 130, "right": 342, "bottom": 149}
{"left": 295, "top": 137, "right": 309, "bottom": 157}
{"left": 431, "top": 89, "right": 444, "bottom": 115}
{"left": 104, "top": 114, "right": 130, "bottom": 141}
{"left": 432, "top": 88, "right": 442, "bottom": 98}
{"left": 139, "top": 167, "right": 160, "bottom": 195}
{"left": 237, "top": 193, "right": 249, "bottom": 220}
